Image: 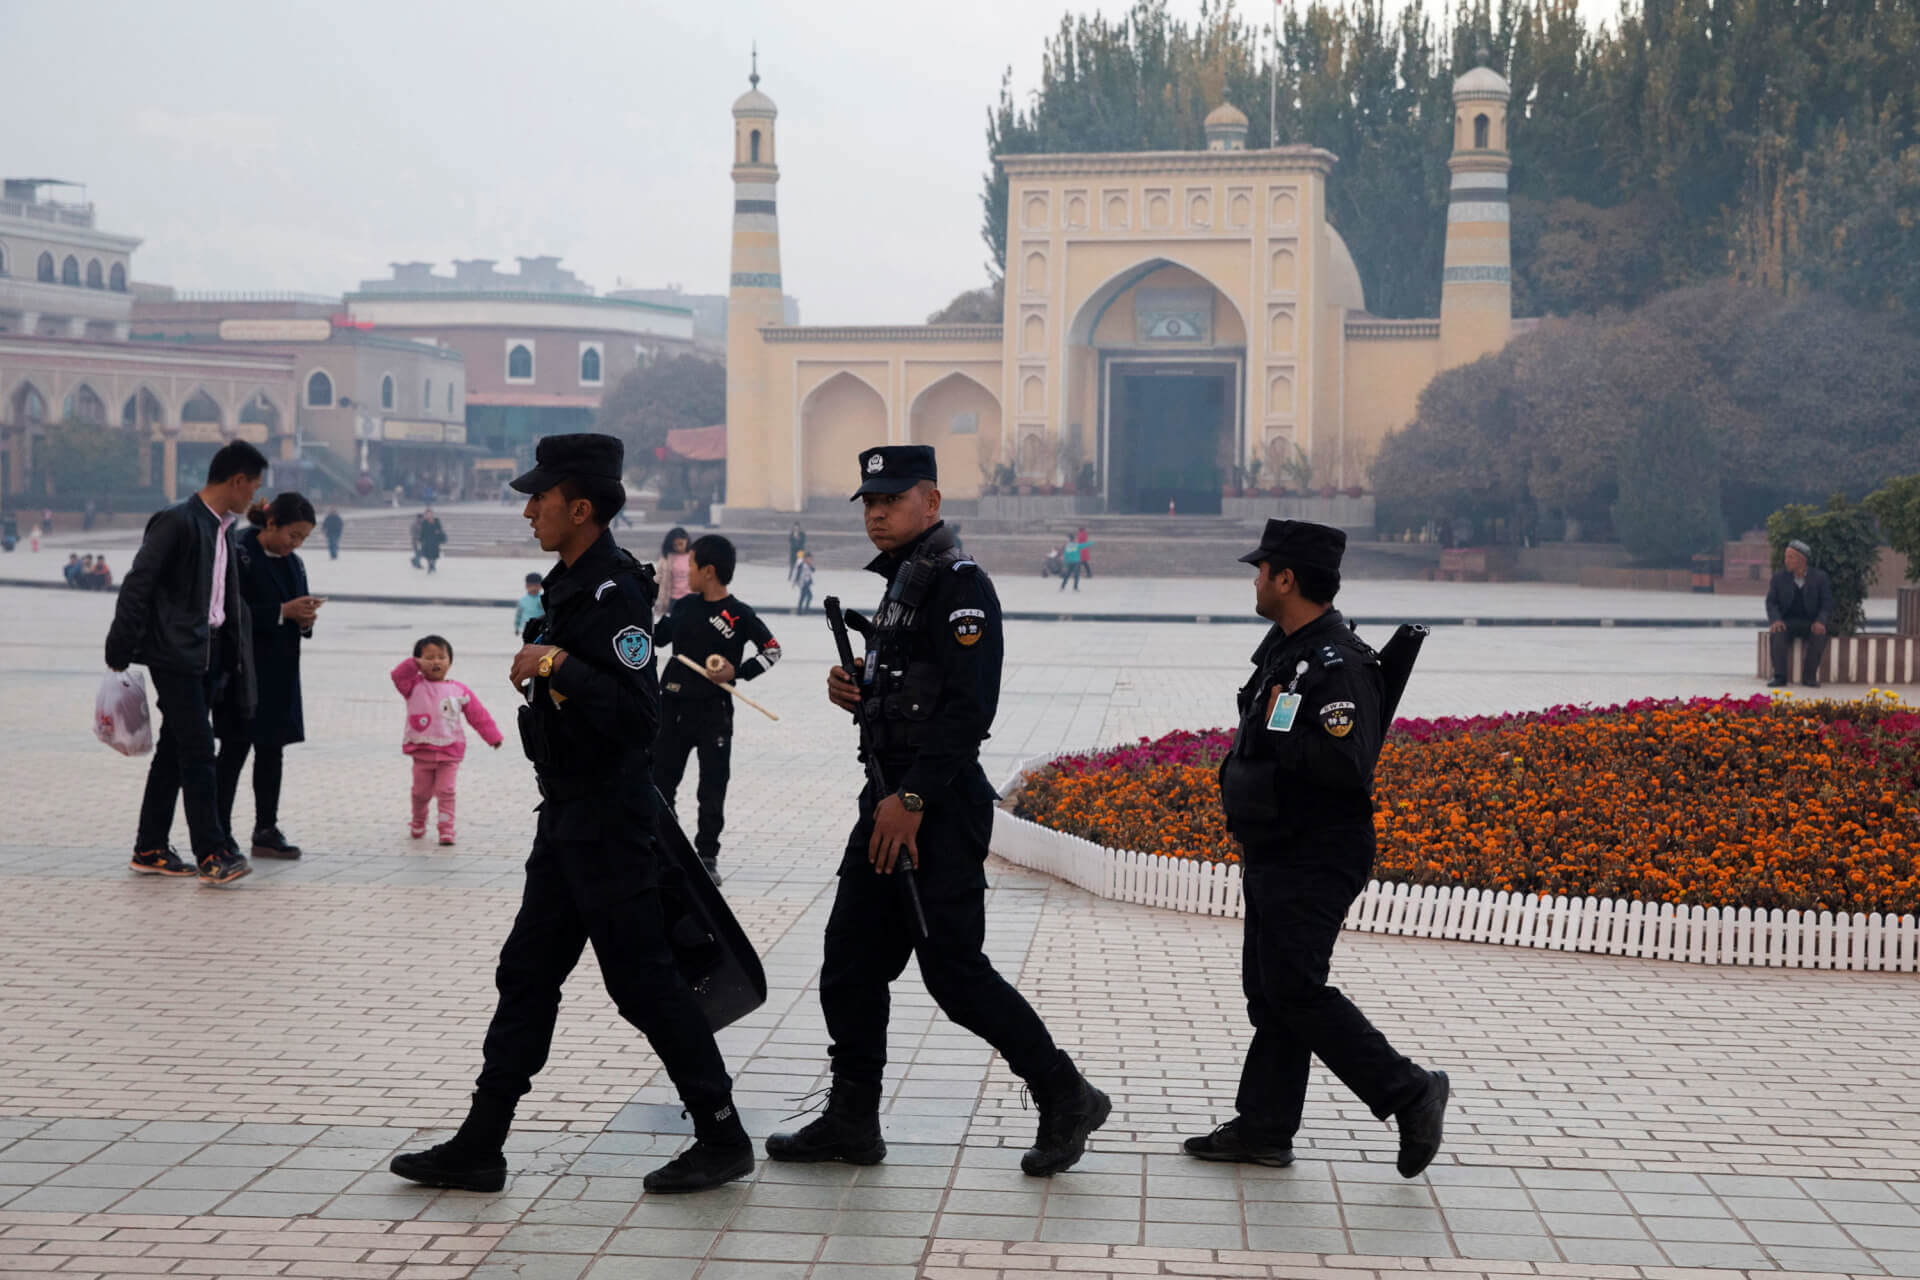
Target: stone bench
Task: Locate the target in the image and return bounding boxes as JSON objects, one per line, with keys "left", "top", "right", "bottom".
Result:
{"left": 1755, "top": 631, "right": 1920, "bottom": 684}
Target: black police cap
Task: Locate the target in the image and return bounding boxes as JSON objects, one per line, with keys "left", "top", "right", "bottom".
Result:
{"left": 850, "top": 444, "right": 938, "bottom": 500}
{"left": 1237, "top": 518, "right": 1347, "bottom": 574}
{"left": 510, "top": 433, "right": 625, "bottom": 495}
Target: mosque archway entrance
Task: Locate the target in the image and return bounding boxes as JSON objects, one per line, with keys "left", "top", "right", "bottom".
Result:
{"left": 1102, "top": 358, "right": 1238, "bottom": 515}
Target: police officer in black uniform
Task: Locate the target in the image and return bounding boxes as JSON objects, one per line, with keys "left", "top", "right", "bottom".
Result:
{"left": 766, "top": 445, "right": 1109, "bottom": 1177}
{"left": 1183, "top": 519, "right": 1451, "bottom": 1177}
{"left": 390, "top": 433, "right": 753, "bottom": 1196}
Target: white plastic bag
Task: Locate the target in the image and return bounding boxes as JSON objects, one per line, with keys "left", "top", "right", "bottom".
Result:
{"left": 95, "top": 670, "right": 153, "bottom": 757}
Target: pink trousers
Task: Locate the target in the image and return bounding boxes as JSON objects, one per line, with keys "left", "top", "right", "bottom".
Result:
{"left": 410, "top": 756, "right": 460, "bottom": 838}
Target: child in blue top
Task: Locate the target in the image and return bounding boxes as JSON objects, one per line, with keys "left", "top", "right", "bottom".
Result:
{"left": 512, "top": 572, "right": 544, "bottom": 636}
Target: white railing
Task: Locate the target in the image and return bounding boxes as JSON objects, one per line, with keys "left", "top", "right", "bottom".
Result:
{"left": 992, "top": 765, "right": 1920, "bottom": 974}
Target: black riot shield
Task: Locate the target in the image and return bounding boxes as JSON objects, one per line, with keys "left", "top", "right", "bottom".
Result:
{"left": 1376, "top": 623, "right": 1428, "bottom": 735}
{"left": 651, "top": 789, "right": 767, "bottom": 1032}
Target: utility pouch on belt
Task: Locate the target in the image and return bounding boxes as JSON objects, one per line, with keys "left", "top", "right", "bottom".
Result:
{"left": 517, "top": 702, "right": 547, "bottom": 767}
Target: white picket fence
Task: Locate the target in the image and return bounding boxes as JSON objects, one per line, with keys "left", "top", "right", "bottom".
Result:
{"left": 991, "top": 766, "right": 1920, "bottom": 974}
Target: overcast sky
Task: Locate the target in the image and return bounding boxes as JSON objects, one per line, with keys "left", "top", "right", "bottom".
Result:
{"left": 9, "top": 0, "right": 1607, "bottom": 326}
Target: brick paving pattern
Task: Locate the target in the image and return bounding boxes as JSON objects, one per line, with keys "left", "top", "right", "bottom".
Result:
{"left": 2, "top": 578, "right": 1915, "bottom": 1279}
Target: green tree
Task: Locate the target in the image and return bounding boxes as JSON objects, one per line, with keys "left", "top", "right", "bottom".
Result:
{"left": 1373, "top": 282, "right": 1920, "bottom": 542}
{"left": 927, "top": 281, "right": 1005, "bottom": 323}
{"left": 983, "top": 0, "right": 1920, "bottom": 323}
{"left": 34, "top": 421, "right": 140, "bottom": 498}
{"left": 1863, "top": 475, "right": 1920, "bottom": 582}
{"left": 1611, "top": 397, "right": 1724, "bottom": 565}
{"left": 593, "top": 355, "right": 725, "bottom": 478}
{"left": 1766, "top": 495, "right": 1880, "bottom": 635}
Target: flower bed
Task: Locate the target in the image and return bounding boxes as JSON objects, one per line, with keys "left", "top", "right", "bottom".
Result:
{"left": 1010, "top": 694, "right": 1920, "bottom": 917}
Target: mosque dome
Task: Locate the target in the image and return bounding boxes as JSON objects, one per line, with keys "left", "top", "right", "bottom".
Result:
{"left": 1203, "top": 100, "right": 1250, "bottom": 151}
{"left": 734, "top": 50, "right": 776, "bottom": 116}
{"left": 733, "top": 85, "right": 776, "bottom": 116}
{"left": 1452, "top": 62, "right": 1510, "bottom": 101}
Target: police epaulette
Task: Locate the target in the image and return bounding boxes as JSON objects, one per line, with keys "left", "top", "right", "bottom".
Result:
{"left": 1316, "top": 643, "right": 1345, "bottom": 669}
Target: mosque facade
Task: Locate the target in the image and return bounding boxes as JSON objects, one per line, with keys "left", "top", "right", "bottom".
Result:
{"left": 723, "top": 62, "right": 1514, "bottom": 514}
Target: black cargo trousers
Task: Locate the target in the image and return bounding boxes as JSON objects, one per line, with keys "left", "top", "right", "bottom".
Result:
{"left": 475, "top": 795, "right": 733, "bottom": 1116}
{"left": 1234, "top": 821, "right": 1429, "bottom": 1138}
{"left": 819, "top": 771, "right": 1066, "bottom": 1089}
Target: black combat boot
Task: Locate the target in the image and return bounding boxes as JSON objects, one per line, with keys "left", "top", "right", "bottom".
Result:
{"left": 643, "top": 1101, "right": 754, "bottom": 1194}
{"left": 251, "top": 827, "right": 302, "bottom": 859}
{"left": 1020, "top": 1057, "right": 1111, "bottom": 1177}
{"left": 389, "top": 1091, "right": 512, "bottom": 1192}
{"left": 764, "top": 1080, "right": 886, "bottom": 1165}
{"left": 1395, "top": 1069, "right": 1450, "bottom": 1178}
{"left": 1182, "top": 1117, "right": 1295, "bottom": 1167}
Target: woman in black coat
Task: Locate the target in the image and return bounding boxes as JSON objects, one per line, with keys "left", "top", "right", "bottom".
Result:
{"left": 216, "top": 492, "right": 323, "bottom": 858}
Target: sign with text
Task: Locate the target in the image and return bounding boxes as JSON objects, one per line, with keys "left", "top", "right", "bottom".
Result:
{"left": 218, "top": 318, "right": 333, "bottom": 343}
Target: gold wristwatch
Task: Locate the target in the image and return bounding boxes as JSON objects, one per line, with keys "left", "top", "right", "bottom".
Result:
{"left": 899, "top": 791, "right": 925, "bottom": 813}
{"left": 536, "top": 648, "right": 558, "bottom": 679}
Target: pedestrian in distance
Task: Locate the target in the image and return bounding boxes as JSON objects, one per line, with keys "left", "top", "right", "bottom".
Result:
{"left": 322, "top": 507, "right": 344, "bottom": 560}
{"left": 389, "top": 433, "right": 755, "bottom": 1196}
{"left": 1766, "top": 539, "right": 1833, "bottom": 689}
{"left": 63, "top": 553, "right": 83, "bottom": 587}
{"left": 513, "top": 571, "right": 545, "bottom": 636}
{"left": 766, "top": 444, "right": 1109, "bottom": 1178}
{"left": 104, "top": 440, "right": 268, "bottom": 886}
{"left": 409, "top": 511, "right": 424, "bottom": 567}
{"left": 1060, "top": 536, "right": 1084, "bottom": 591}
{"left": 1184, "top": 518, "right": 1449, "bottom": 1177}
{"left": 655, "top": 526, "right": 694, "bottom": 620}
{"left": 216, "top": 493, "right": 323, "bottom": 861}
{"left": 653, "top": 534, "right": 782, "bottom": 885}
{"left": 87, "top": 556, "right": 112, "bottom": 590}
{"left": 418, "top": 507, "right": 447, "bottom": 574}
{"left": 788, "top": 522, "right": 807, "bottom": 583}
{"left": 795, "top": 549, "right": 816, "bottom": 614}
{"left": 390, "top": 635, "right": 503, "bottom": 844}
{"left": 1074, "top": 525, "right": 1093, "bottom": 578}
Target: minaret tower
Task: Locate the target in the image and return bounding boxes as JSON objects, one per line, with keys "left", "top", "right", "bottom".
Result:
{"left": 1437, "top": 50, "right": 1513, "bottom": 371}
{"left": 725, "top": 48, "right": 785, "bottom": 509}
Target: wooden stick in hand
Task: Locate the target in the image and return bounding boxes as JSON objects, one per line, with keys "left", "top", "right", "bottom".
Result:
{"left": 675, "top": 653, "right": 780, "bottom": 721}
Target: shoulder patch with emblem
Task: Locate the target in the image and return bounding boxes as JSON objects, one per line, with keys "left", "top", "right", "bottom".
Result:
{"left": 612, "top": 625, "right": 652, "bottom": 669}
{"left": 1320, "top": 699, "right": 1357, "bottom": 738}
{"left": 595, "top": 579, "right": 618, "bottom": 601}
{"left": 1316, "top": 644, "right": 1345, "bottom": 669}
{"left": 949, "top": 607, "right": 985, "bottom": 647}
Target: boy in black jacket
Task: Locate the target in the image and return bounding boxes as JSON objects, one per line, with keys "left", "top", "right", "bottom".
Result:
{"left": 653, "top": 535, "right": 780, "bottom": 883}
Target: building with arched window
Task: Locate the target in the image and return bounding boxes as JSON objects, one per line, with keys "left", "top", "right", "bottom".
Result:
{"left": 128, "top": 294, "right": 470, "bottom": 498}
{"left": 722, "top": 60, "right": 1517, "bottom": 516}
{"left": 345, "top": 255, "right": 696, "bottom": 464}
{"left": 0, "top": 179, "right": 139, "bottom": 341}
{"left": 0, "top": 335, "right": 297, "bottom": 502}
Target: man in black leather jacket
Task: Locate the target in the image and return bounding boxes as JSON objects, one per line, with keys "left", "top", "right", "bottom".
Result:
{"left": 1183, "top": 519, "right": 1450, "bottom": 1178}
{"left": 105, "top": 441, "right": 267, "bottom": 885}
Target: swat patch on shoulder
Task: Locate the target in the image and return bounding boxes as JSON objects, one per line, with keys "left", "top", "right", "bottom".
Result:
{"left": 1320, "top": 699, "right": 1357, "bottom": 738}
{"left": 950, "top": 607, "right": 985, "bottom": 647}
{"left": 612, "top": 625, "right": 652, "bottom": 669}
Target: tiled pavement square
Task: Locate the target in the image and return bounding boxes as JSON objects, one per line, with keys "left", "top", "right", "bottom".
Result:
{"left": 5, "top": 580, "right": 1920, "bottom": 1278}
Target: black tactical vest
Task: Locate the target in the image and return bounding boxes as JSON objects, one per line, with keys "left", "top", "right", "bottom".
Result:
{"left": 858, "top": 528, "right": 969, "bottom": 761}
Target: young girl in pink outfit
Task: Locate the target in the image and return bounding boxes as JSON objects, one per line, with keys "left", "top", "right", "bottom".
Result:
{"left": 391, "top": 634, "right": 503, "bottom": 844}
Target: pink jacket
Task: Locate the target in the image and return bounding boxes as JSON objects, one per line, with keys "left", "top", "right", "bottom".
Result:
{"left": 390, "top": 658, "right": 503, "bottom": 761}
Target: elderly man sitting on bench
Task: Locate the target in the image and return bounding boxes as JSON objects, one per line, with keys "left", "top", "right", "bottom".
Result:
{"left": 1766, "top": 539, "right": 1833, "bottom": 689}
